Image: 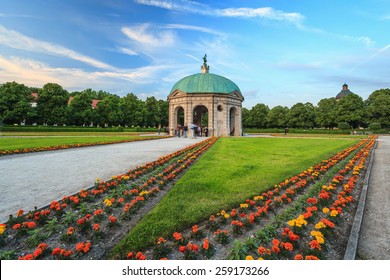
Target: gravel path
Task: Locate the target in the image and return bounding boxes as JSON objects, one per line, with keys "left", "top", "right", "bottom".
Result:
{"left": 0, "top": 137, "right": 205, "bottom": 223}
{"left": 357, "top": 135, "right": 390, "bottom": 260}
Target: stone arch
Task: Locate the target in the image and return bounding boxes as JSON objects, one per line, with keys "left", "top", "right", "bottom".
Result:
{"left": 229, "top": 106, "right": 240, "bottom": 136}
{"left": 192, "top": 105, "right": 209, "bottom": 128}
{"left": 173, "top": 106, "right": 185, "bottom": 129}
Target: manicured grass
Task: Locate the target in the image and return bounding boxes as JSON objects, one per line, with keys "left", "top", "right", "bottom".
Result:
{"left": 111, "top": 137, "right": 359, "bottom": 256}
{"left": 0, "top": 135, "right": 162, "bottom": 151}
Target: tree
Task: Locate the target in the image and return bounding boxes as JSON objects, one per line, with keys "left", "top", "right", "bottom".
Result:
{"left": 316, "top": 98, "right": 337, "bottom": 128}
{"left": 242, "top": 108, "right": 251, "bottom": 128}
{"left": 68, "top": 90, "right": 95, "bottom": 126}
{"left": 144, "top": 96, "right": 160, "bottom": 127}
{"left": 334, "top": 93, "right": 364, "bottom": 129}
{"left": 287, "top": 102, "right": 316, "bottom": 128}
{"left": 365, "top": 89, "right": 390, "bottom": 128}
{"left": 96, "top": 95, "right": 123, "bottom": 126}
{"left": 158, "top": 99, "right": 169, "bottom": 127}
{"left": 120, "top": 93, "right": 143, "bottom": 127}
{"left": 266, "top": 106, "right": 289, "bottom": 128}
{"left": 0, "top": 81, "right": 34, "bottom": 124}
{"left": 246, "top": 103, "right": 269, "bottom": 128}
{"left": 37, "top": 83, "right": 69, "bottom": 125}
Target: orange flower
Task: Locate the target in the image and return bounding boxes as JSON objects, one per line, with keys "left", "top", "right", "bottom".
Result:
{"left": 179, "top": 246, "right": 187, "bottom": 253}
{"left": 294, "top": 254, "right": 304, "bottom": 260}
{"left": 27, "top": 221, "right": 36, "bottom": 229}
{"left": 173, "top": 232, "right": 183, "bottom": 241}
{"left": 272, "top": 245, "right": 280, "bottom": 253}
{"left": 135, "top": 252, "right": 146, "bottom": 260}
{"left": 92, "top": 223, "right": 100, "bottom": 231}
{"left": 281, "top": 242, "right": 293, "bottom": 251}
{"left": 13, "top": 223, "right": 21, "bottom": 230}
{"left": 192, "top": 225, "right": 199, "bottom": 234}
{"left": 202, "top": 239, "right": 209, "bottom": 250}
{"left": 127, "top": 252, "right": 134, "bottom": 259}
{"left": 156, "top": 237, "right": 166, "bottom": 244}
{"left": 76, "top": 242, "right": 85, "bottom": 252}
{"left": 305, "top": 255, "right": 320, "bottom": 260}
{"left": 271, "top": 239, "right": 280, "bottom": 247}
{"left": 16, "top": 209, "right": 24, "bottom": 217}
{"left": 33, "top": 248, "right": 43, "bottom": 258}
{"left": 309, "top": 240, "right": 321, "bottom": 250}
{"left": 109, "top": 215, "right": 117, "bottom": 223}
{"left": 257, "top": 246, "right": 266, "bottom": 255}
{"left": 67, "top": 227, "right": 75, "bottom": 235}
{"left": 321, "top": 218, "right": 335, "bottom": 228}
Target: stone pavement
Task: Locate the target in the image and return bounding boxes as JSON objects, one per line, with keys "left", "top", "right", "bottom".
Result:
{"left": 356, "top": 135, "right": 390, "bottom": 259}
{"left": 0, "top": 137, "right": 205, "bottom": 223}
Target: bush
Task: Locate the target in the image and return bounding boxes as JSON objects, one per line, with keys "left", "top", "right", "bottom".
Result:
{"left": 369, "top": 123, "right": 381, "bottom": 131}
{"left": 337, "top": 122, "right": 350, "bottom": 130}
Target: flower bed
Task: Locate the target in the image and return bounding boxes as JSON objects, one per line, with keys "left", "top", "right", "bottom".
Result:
{"left": 0, "top": 137, "right": 218, "bottom": 260}
{"left": 125, "top": 136, "right": 376, "bottom": 260}
{"left": 0, "top": 136, "right": 169, "bottom": 156}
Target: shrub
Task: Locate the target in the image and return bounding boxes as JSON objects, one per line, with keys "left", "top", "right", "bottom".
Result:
{"left": 368, "top": 123, "right": 381, "bottom": 131}
{"left": 337, "top": 122, "right": 350, "bottom": 130}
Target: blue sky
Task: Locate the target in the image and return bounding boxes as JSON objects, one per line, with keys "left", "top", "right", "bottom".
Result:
{"left": 1, "top": 0, "right": 390, "bottom": 109}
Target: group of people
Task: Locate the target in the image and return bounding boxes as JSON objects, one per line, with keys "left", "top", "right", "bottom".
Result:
{"left": 175, "top": 124, "right": 209, "bottom": 138}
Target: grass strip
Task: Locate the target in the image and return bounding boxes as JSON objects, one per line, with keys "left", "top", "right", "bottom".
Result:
{"left": 111, "top": 137, "right": 359, "bottom": 255}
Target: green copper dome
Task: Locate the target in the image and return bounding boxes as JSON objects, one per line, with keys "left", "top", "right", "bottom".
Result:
{"left": 170, "top": 73, "right": 241, "bottom": 95}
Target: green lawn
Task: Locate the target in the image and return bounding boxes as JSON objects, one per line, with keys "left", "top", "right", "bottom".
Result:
{"left": 0, "top": 135, "right": 162, "bottom": 151}
{"left": 111, "top": 136, "right": 359, "bottom": 256}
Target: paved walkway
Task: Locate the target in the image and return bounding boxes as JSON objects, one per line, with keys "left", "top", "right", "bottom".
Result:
{"left": 357, "top": 135, "right": 390, "bottom": 259}
{"left": 0, "top": 137, "right": 205, "bottom": 223}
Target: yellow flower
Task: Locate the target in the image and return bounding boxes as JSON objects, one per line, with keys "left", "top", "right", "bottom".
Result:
{"left": 315, "top": 222, "right": 326, "bottom": 229}
{"left": 322, "top": 207, "right": 330, "bottom": 214}
{"left": 330, "top": 210, "right": 339, "bottom": 217}
{"left": 257, "top": 257, "right": 264, "bottom": 260}
{"left": 310, "top": 231, "right": 325, "bottom": 244}
{"left": 0, "top": 224, "right": 6, "bottom": 235}
{"left": 224, "top": 214, "right": 230, "bottom": 219}
{"left": 254, "top": 196, "right": 264, "bottom": 201}
{"left": 104, "top": 199, "right": 112, "bottom": 207}
{"left": 246, "top": 255, "right": 254, "bottom": 260}
{"left": 220, "top": 210, "right": 226, "bottom": 215}
{"left": 240, "top": 203, "right": 249, "bottom": 208}
{"left": 95, "top": 178, "right": 100, "bottom": 182}
{"left": 288, "top": 220, "right": 295, "bottom": 227}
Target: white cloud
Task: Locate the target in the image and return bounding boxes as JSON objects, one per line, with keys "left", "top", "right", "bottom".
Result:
{"left": 118, "top": 47, "right": 138, "bottom": 55}
{"left": 217, "top": 7, "right": 304, "bottom": 24}
{"left": 164, "top": 24, "right": 224, "bottom": 36}
{"left": 0, "top": 55, "right": 172, "bottom": 91}
{"left": 121, "top": 23, "right": 176, "bottom": 47}
{"left": 134, "top": 0, "right": 304, "bottom": 24}
{"left": 0, "top": 25, "right": 115, "bottom": 70}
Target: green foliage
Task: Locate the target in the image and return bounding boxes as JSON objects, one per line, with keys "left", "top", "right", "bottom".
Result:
{"left": 287, "top": 102, "right": 316, "bottom": 128}
{"left": 37, "top": 83, "right": 69, "bottom": 125}
{"left": 266, "top": 106, "right": 289, "bottom": 128}
{"left": 335, "top": 93, "right": 365, "bottom": 129}
{"left": 368, "top": 122, "right": 381, "bottom": 131}
{"left": 365, "top": 89, "right": 390, "bottom": 128}
{"left": 338, "top": 122, "right": 350, "bottom": 130}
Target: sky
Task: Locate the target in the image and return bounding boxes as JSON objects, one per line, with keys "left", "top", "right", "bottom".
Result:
{"left": 1, "top": 0, "right": 390, "bottom": 109}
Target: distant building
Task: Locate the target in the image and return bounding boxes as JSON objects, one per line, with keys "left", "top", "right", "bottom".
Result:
{"left": 336, "top": 83, "right": 354, "bottom": 100}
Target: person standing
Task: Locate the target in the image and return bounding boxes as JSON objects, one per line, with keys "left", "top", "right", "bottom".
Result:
{"left": 183, "top": 124, "right": 188, "bottom": 138}
{"left": 204, "top": 127, "right": 208, "bottom": 137}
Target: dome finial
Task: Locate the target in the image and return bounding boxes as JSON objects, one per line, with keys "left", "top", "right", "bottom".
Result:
{"left": 201, "top": 54, "right": 209, "bottom": 73}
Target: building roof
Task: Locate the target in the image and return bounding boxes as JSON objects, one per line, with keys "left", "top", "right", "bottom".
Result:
{"left": 336, "top": 83, "right": 354, "bottom": 100}
{"left": 170, "top": 72, "right": 241, "bottom": 95}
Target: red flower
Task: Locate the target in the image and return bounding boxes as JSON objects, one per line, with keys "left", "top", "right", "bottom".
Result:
{"left": 13, "top": 223, "right": 21, "bottom": 230}
{"left": 52, "top": 247, "right": 61, "bottom": 256}
{"left": 257, "top": 246, "right": 266, "bottom": 255}
{"left": 202, "top": 239, "right": 209, "bottom": 250}
{"left": 33, "top": 248, "right": 43, "bottom": 258}
{"left": 67, "top": 227, "right": 75, "bottom": 235}
{"left": 127, "top": 252, "right": 134, "bottom": 259}
{"left": 109, "top": 215, "right": 117, "bottom": 223}
{"left": 179, "top": 246, "right": 187, "bottom": 253}
{"left": 92, "top": 223, "right": 100, "bottom": 231}
{"left": 173, "top": 232, "right": 183, "bottom": 241}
